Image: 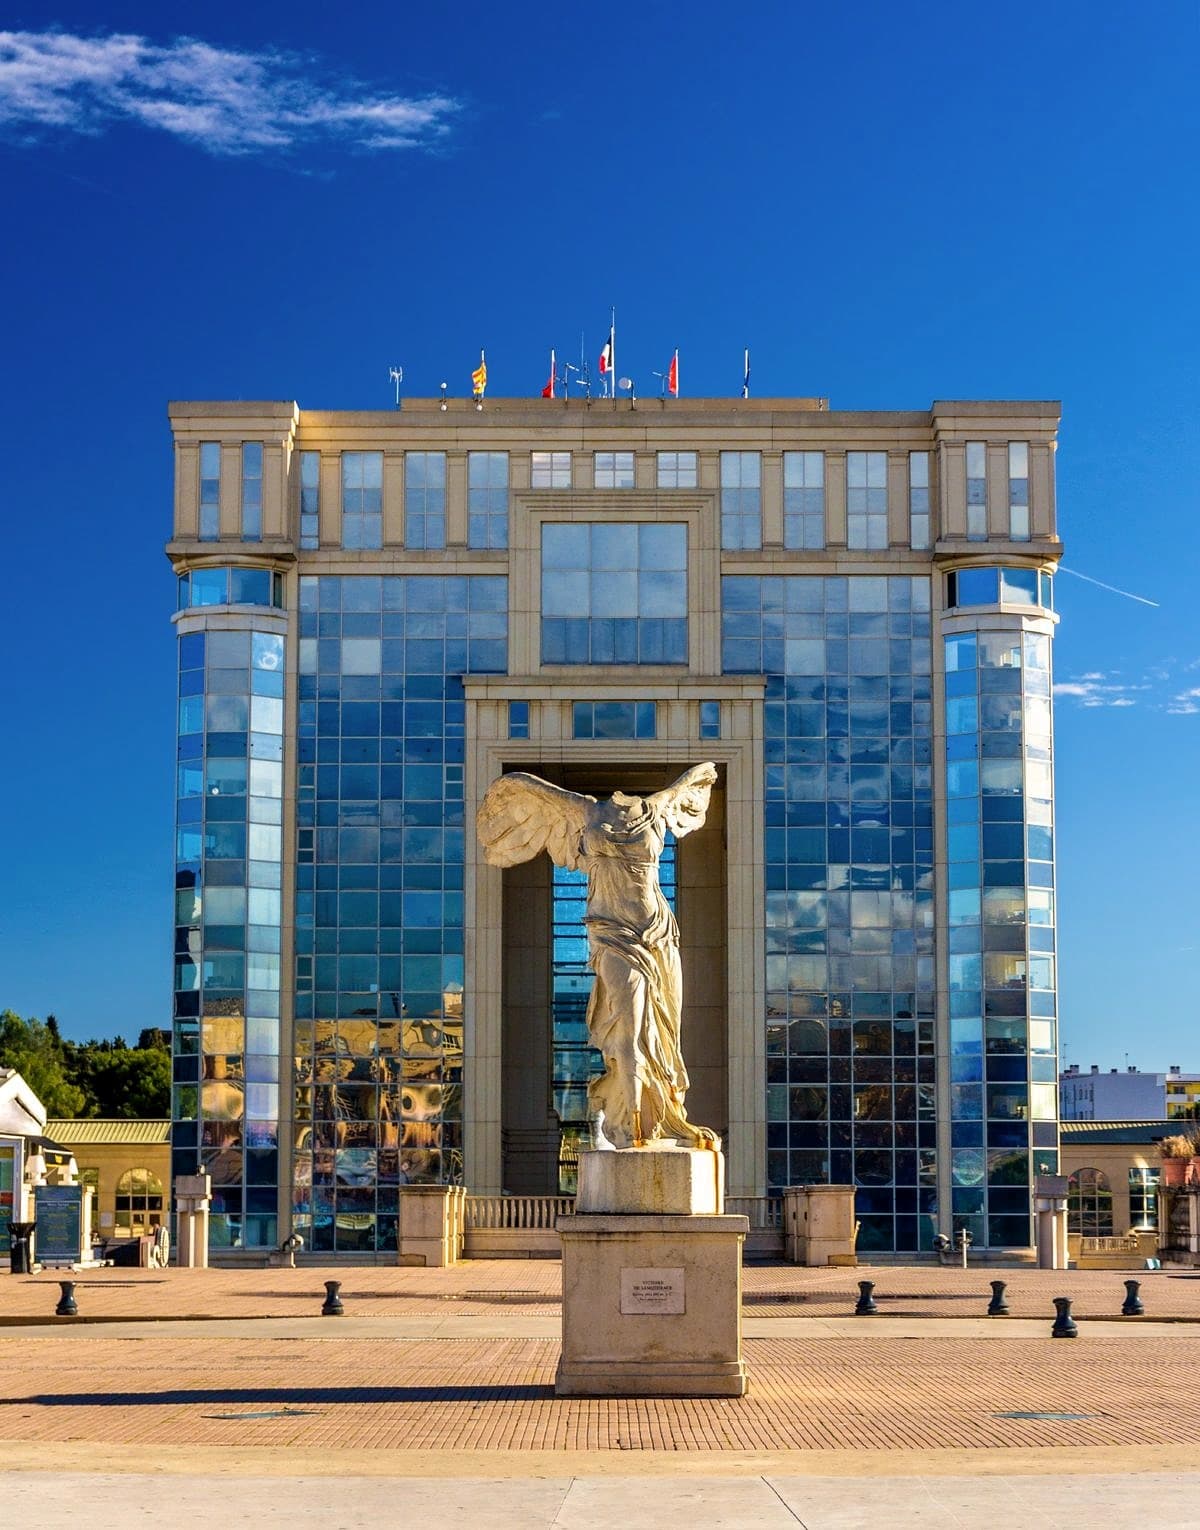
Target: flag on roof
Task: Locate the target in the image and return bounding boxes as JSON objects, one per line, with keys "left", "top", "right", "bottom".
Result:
{"left": 742, "top": 348, "right": 750, "bottom": 399}
{"left": 667, "top": 349, "right": 679, "bottom": 398}
{"left": 472, "top": 351, "right": 487, "bottom": 398}
{"left": 542, "top": 348, "right": 555, "bottom": 399}
{"left": 598, "top": 325, "right": 613, "bottom": 378}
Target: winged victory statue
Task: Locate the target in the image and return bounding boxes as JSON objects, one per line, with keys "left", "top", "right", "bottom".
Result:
{"left": 476, "top": 762, "right": 720, "bottom": 1152}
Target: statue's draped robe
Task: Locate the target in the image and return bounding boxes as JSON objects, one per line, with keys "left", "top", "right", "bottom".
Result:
{"left": 578, "top": 804, "right": 694, "bottom": 1145}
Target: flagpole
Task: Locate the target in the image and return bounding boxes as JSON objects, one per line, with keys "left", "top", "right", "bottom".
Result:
{"left": 742, "top": 347, "right": 750, "bottom": 399}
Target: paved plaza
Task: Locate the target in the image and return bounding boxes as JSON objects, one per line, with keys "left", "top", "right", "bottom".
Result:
{"left": 4, "top": 1260, "right": 1200, "bottom": 1527}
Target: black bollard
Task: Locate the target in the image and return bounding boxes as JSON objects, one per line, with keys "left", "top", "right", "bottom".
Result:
{"left": 854, "top": 1279, "right": 878, "bottom": 1315}
{"left": 1121, "top": 1279, "right": 1144, "bottom": 1317}
{"left": 55, "top": 1281, "right": 78, "bottom": 1317}
{"left": 1051, "top": 1296, "right": 1078, "bottom": 1338}
{"left": 321, "top": 1279, "right": 344, "bottom": 1316}
{"left": 987, "top": 1279, "right": 1010, "bottom": 1316}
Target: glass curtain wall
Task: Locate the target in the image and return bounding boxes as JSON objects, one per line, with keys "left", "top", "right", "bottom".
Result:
{"left": 723, "top": 574, "right": 936, "bottom": 1253}
{"left": 173, "top": 618, "right": 286, "bottom": 1249}
{"left": 943, "top": 611, "right": 1058, "bottom": 1247}
{"left": 292, "top": 574, "right": 507, "bottom": 1253}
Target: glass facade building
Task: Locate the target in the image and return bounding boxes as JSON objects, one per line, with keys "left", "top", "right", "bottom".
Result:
{"left": 168, "top": 394, "right": 1062, "bottom": 1257}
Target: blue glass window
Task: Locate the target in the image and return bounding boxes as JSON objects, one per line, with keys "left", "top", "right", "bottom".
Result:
{"left": 721, "top": 451, "right": 761, "bottom": 550}
{"left": 299, "top": 452, "right": 320, "bottom": 550}
{"left": 468, "top": 451, "right": 508, "bottom": 549}
{"left": 541, "top": 523, "right": 687, "bottom": 665}
{"left": 199, "top": 442, "right": 221, "bottom": 541}
{"left": 784, "top": 452, "right": 825, "bottom": 550}
{"left": 508, "top": 701, "right": 529, "bottom": 739}
{"left": 178, "top": 567, "right": 284, "bottom": 610}
{"left": 342, "top": 452, "right": 383, "bottom": 551}
{"left": 657, "top": 451, "right": 696, "bottom": 488}
{"left": 572, "top": 701, "right": 656, "bottom": 739}
{"left": 699, "top": 700, "right": 721, "bottom": 740}
{"left": 847, "top": 452, "right": 888, "bottom": 550}
{"left": 1008, "top": 443, "right": 1030, "bottom": 541}
{"left": 406, "top": 452, "right": 446, "bottom": 550}
{"left": 909, "top": 453, "right": 930, "bottom": 550}
{"left": 966, "top": 442, "right": 987, "bottom": 540}
{"left": 241, "top": 442, "right": 263, "bottom": 543}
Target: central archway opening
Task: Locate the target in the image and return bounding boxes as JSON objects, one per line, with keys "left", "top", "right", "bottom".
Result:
{"left": 499, "top": 762, "right": 727, "bottom": 1195}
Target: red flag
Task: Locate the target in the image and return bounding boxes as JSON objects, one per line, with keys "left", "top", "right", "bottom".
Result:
{"left": 667, "top": 349, "right": 679, "bottom": 398}
{"left": 542, "top": 347, "right": 555, "bottom": 399}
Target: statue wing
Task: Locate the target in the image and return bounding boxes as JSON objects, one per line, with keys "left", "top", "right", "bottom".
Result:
{"left": 648, "top": 762, "right": 718, "bottom": 840}
{"left": 476, "top": 772, "right": 595, "bottom": 870}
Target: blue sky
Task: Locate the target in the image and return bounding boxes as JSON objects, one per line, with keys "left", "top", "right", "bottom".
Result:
{"left": 1, "top": 3, "right": 1196, "bottom": 1065}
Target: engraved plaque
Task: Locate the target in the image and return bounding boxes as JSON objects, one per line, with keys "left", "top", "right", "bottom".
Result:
{"left": 620, "top": 1266, "right": 685, "bottom": 1315}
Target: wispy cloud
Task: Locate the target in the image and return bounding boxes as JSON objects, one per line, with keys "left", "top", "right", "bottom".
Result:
{"left": 1055, "top": 664, "right": 1200, "bottom": 716}
{"left": 0, "top": 29, "right": 460, "bottom": 156}
{"left": 1054, "top": 673, "right": 1142, "bottom": 709}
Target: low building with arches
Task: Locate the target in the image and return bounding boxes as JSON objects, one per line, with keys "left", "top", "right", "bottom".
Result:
{"left": 1060, "top": 1119, "right": 1170, "bottom": 1265}
{"left": 44, "top": 1119, "right": 170, "bottom": 1244}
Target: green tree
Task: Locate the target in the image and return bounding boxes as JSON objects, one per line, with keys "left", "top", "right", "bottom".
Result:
{"left": 0, "top": 1010, "right": 87, "bottom": 1117}
{"left": 79, "top": 1047, "right": 171, "bottom": 1117}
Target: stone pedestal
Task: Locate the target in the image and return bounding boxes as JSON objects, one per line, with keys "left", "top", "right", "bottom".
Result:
{"left": 1035, "top": 1174, "right": 1070, "bottom": 1271}
{"left": 783, "top": 1184, "right": 858, "bottom": 1266}
{"left": 577, "top": 1144, "right": 723, "bottom": 1215}
{"left": 175, "top": 1173, "right": 211, "bottom": 1268}
{"left": 556, "top": 1148, "right": 747, "bottom": 1398}
{"left": 398, "top": 1184, "right": 465, "bottom": 1267}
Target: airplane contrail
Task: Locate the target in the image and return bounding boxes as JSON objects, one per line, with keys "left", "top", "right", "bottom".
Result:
{"left": 1056, "top": 566, "right": 1160, "bottom": 607}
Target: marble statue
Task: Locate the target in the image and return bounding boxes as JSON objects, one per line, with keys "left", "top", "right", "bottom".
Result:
{"left": 477, "top": 763, "right": 720, "bottom": 1151}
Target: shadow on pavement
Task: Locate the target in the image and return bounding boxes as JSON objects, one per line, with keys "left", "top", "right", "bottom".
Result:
{"left": 3, "top": 1384, "right": 554, "bottom": 1406}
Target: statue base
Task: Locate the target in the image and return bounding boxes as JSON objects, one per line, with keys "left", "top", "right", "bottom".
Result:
{"left": 556, "top": 1149, "right": 748, "bottom": 1397}
{"left": 576, "top": 1143, "right": 724, "bottom": 1215}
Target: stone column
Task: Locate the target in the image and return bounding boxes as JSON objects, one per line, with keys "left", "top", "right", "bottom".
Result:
{"left": 175, "top": 1173, "right": 212, "bottom": 1268}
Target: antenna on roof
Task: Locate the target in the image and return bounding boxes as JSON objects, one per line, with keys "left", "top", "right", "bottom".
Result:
{"left": 388, "top": 365, "right": 404, "bottom": 410}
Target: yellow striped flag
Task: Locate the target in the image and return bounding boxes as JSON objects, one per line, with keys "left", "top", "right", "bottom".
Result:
{"left": 472, "top": 351, "right": 487, "bottom": 398}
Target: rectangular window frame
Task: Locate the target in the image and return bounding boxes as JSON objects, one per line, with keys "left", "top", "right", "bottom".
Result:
{"left": 531, "top": 451, "right": 572, "bottom": 488}
{"left": 783, "top": 451, "right": 825, "bottom": 550}
{"left": 1008, "top": 442, "right": 1030, "bottom": 542}
{"left": 468, "top": 451, "right": 510, "bottom": 550}
{"left": 341, "top": 451, "right": 383, "bottom": 551}
{"left": 657, "top": 451, "right": 697, "bottom": 489}
{"left": 720, "top": 450, "right": 762, "bottom": 550}
{"left": 199, "top": 442, "right": 221, "bottom": 542}
{"left": 847, "top": 451, "right": 888, "bottom": 550}
{"left": 241, "top": 442, "right": 263, "bottom": 543}
{"left": 966, "top": 441, "right": 987, "bottom": 541}
{"left": 909, "top": 451, "right": 930, "bottom": 551}
{"left": 593, "top": 451, "right": 635, "bottom": 489}
{"left": 405, "top": 451, "right": 446, "bottom": 551}
{"left": 299, "top": 452, "right": 320, "bottom": 550}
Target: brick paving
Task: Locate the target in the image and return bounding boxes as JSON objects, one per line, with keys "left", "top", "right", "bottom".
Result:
{"left": 1, "top": 1258, "right": 1196, "bottom": 1323}
{"left": 2, "top": 1328, "right": 1199, "bottom": 1454}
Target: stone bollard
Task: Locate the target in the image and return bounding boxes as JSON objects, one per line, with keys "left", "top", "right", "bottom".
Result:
{"left": 321, "top": 1279, "right": 344, "bottom": 1316}
{"left": 987, "top": 1279, "right": 1010, "bottom": 1316}
{"left": 1121, "top": 1279, "right": 1144, "bottom": 1317}
{"left": 1051, "top": 1296, "right": 1078, "bottom": 1339}
{"left": 854, "top": 1279, "right": 878, "bottom": 1315}
{"left": 55, "top": 1281, "right": 78, "bottom": 1317}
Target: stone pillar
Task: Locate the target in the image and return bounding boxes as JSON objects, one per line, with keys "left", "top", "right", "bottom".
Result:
{"left": 783, "top": 1184, "right": 858, "bottom": 1266}
{"left": 398, "top": 1184, "right": 465, "bottom": 1267}
{"left": 1035, "top": 1174, "right": 1069, "bottom": 1270}
{"left": 175, "top": 1173, "right": 212, "bottom": 1268}
{"left": 556, "top": 1148, "right": 748, "bottom": 1397}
